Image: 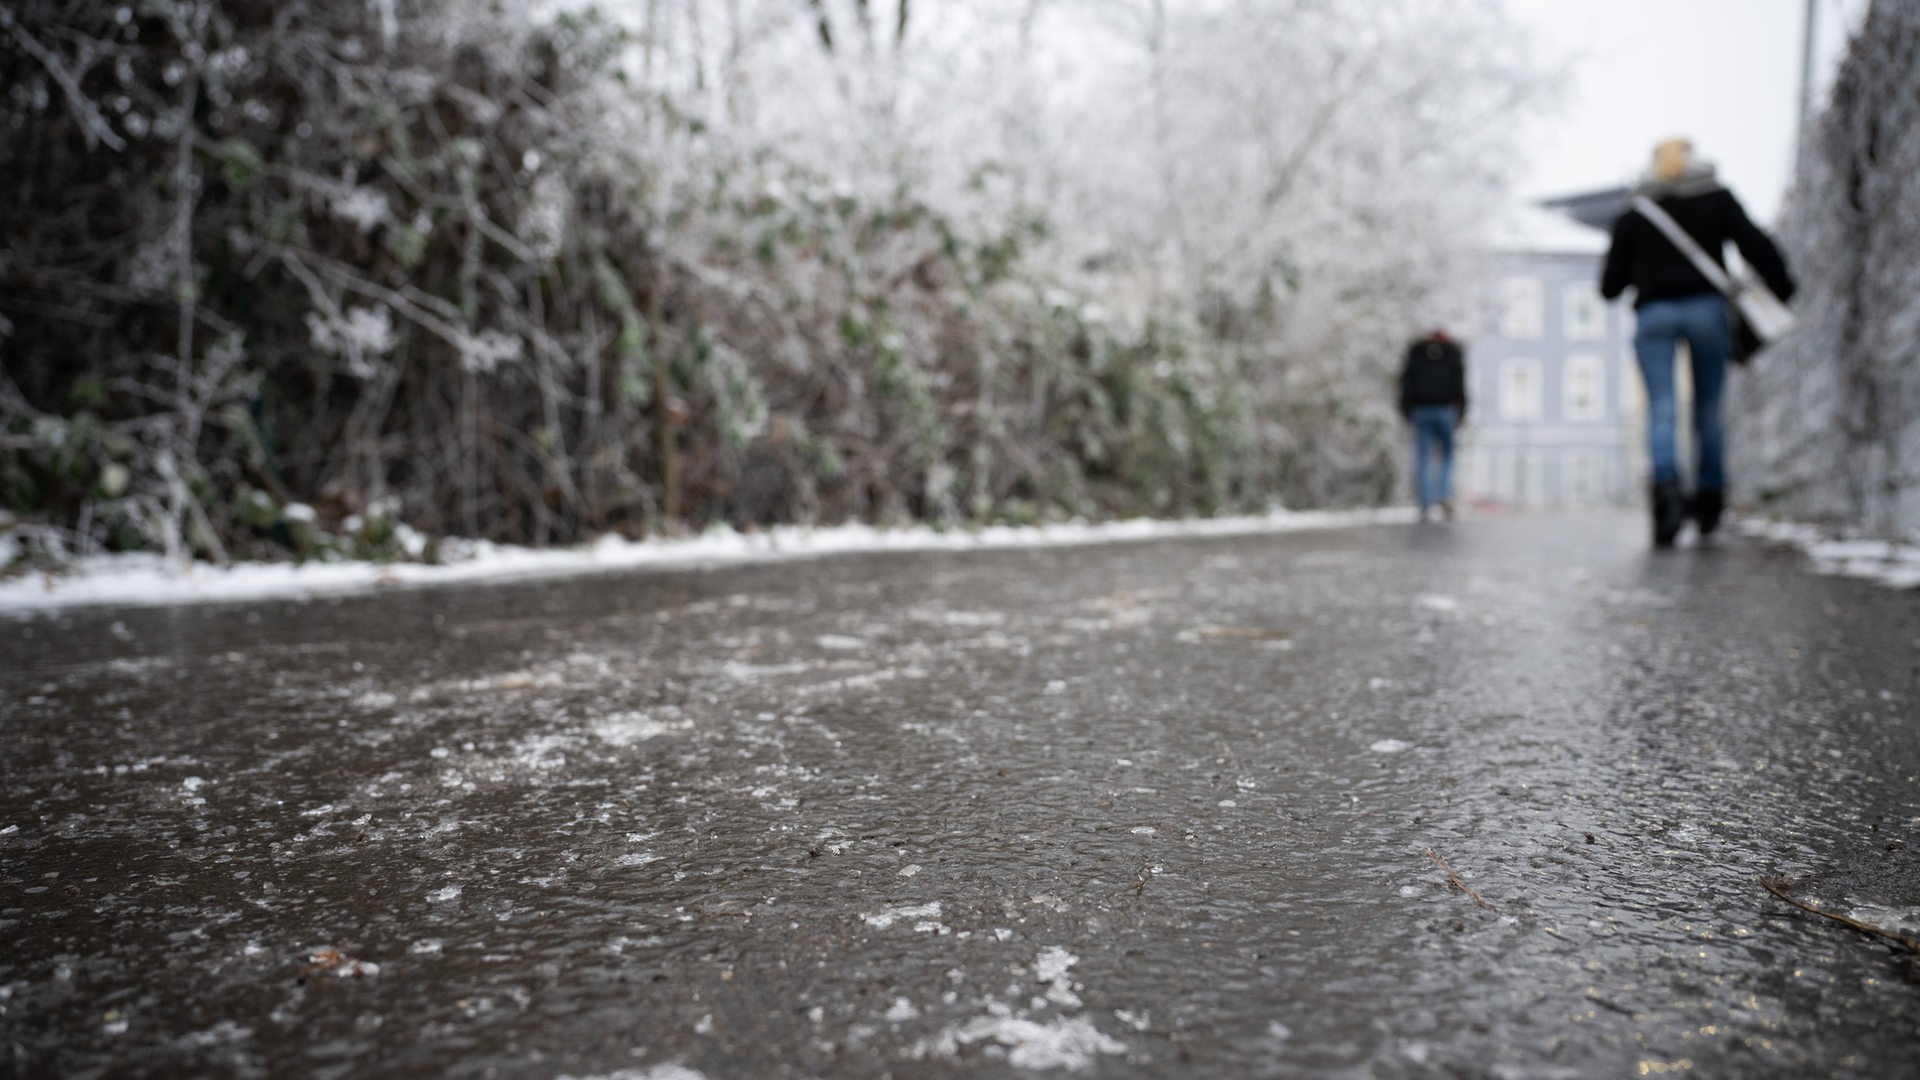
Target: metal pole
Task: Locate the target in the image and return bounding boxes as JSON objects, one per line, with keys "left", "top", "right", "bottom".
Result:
{"left": 1799, "top": 0, "right": 1819, "bottom": 131}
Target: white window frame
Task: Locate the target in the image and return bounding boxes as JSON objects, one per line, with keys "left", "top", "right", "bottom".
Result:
{"left": 1564, "top": 353, "right": 1605, "bottom": 423}
{"left": 1621, "top": 348, "right": 1645, "bottom": 416}
{"left": 1501, "top": 359, "right": 1543, "bottom": 422}
{"left": 1563, "top": 284, "right": 1605, "bottom": 341}
{"left": 1500, "top": 277, "right": 1543, "bottom": 340}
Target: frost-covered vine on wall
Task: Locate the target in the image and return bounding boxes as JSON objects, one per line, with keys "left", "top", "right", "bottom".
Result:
{"left": 1732, "top": 0, "right": 1920, "bottom": 537}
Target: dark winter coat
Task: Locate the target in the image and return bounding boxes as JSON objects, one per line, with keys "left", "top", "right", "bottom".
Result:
{"left": 1399, "top": 337, "right": 1467, "bottom": 420}
{"left": 1600, "top": 172, "right": 1796, "bottom": 307}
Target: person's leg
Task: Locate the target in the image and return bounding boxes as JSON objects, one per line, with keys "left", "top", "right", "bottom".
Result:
{"left": 1412, "top": 413, "right": 1434, "bottom": 514}
{"left": 1434, "top": 405, "right": 1459, "bottom": 517}
{"left": 1683, "top": 295, "right": 1732, "bottom": 531}
{"left": 1412, "top": 407, "right": 1447, "bottom": 514}
{"left": 1634, "top": 302, "right": 1686, "bottom": 545}
{"left": 1634, "top": 304, "right": 1681, "bottom": 485}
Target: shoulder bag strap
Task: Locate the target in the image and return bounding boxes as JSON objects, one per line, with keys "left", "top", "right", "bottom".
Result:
{"left": 1630, "top": 194, "right": 1734, "bottom": 297}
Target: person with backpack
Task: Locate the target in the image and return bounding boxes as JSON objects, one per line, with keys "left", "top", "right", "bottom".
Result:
{"left": 1601, "top": 138, "right": 1796, "bottom": 548}
{"left": 1399, "top": 329, "right": 1468, "bottom": 522}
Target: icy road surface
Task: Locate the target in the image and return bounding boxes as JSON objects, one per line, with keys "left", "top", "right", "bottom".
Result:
{"left": 3, "top": 512, "right": 1917, "bottom": 1078}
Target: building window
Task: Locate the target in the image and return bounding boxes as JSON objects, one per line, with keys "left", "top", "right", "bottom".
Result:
{"left": 1501, "top": 277, "right": 1542, "bottom": 340}
{"left": 1621, "top": 348, "right": 1645, "bottom": 416}
{"left": 1564, "top": 353, "right": 1604, "bottom": 422}
{"left": 1564, "top": 284, "right": 1605, "bottom": 341}
{"left": 1501, "top": 359, "right": 1542, "bottom": 421}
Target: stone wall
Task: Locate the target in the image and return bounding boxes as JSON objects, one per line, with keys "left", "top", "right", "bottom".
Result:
{"left": 1732, "top": 0, "right": 1920, "bottom": 537}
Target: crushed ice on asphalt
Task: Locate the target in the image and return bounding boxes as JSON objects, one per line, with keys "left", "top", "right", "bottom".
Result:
{"left": 907, "top": 946, "right": 1127, "bottom": 1071}
{"left": 558, "top": 1066, "right": 711, "bottom": 1080}
{"left": 859, "top": 901, "right": 943, "bottom": 930}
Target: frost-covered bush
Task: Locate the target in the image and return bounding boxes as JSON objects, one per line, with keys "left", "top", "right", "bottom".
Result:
{"left": 0, "top": 0, "right": 1548, "bottom": 569}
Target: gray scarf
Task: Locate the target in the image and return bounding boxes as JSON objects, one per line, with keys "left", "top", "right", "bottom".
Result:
{"left": 1634, "top": 161, "right": 1724, "bottom": 200}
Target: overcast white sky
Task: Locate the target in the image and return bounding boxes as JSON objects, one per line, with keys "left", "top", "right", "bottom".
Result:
{"left": 1504, "top": 0, "right": 1872, "bottom": 223}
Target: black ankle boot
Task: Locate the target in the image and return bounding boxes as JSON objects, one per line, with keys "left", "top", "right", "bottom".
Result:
{"left": 1692, "top": 489, "right": 1725, "bottom": 536}
{"left": 1652, "top": 481, "right": 1685, "bottom": 548}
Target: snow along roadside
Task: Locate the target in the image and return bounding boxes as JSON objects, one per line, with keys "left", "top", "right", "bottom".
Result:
{"left": 0, "top": 508, "right": 1414, "bottom": 613}
{"left": 1735, "top": 518, "right": 1920, "bottom": 590}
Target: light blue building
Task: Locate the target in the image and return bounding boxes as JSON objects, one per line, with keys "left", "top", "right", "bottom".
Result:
{"left": 1455, "top": 207, "right": 1643, "bottom": 510}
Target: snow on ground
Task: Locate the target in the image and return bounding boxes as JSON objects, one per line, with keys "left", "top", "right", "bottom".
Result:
{"left": 557, "top": 1067, "right": 711, "bottom": 1080}
{"left": 0, "top": 509, "right": 1410, "bottom": 613}
{"left": 5, "top": 508, "right": 1909, "bottom": 614}
{"left": 909, "top": 946, "right": 1128, "bottom": 1071}
{"left": 1738, "top": 519, "right": 1920, "bottom": 590}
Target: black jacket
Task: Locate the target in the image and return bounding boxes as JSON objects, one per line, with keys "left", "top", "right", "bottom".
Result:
{"left": 1399, "top": 337, "right": 1466, "bottom": 419}
{"left": 1600, "top": 181, "right": 1795, "bottom": 307}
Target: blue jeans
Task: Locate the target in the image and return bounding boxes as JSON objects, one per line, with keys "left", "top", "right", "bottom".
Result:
{"left": 1410, "top": 405, "right": 1459, "bottom": 510}
{"left": 1634, "top": 294, "right": 1730, "bottom": 491}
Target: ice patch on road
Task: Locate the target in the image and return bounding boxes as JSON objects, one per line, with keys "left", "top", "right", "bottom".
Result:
{"left": 558, "top": 1067, "right": 709, "bottom": 1080}
{"left": 860, "top": 901, "right": 942, "bottom": 929}
{"left": 915, "top": 1013, "right": 1123, "bottom": 1071}
{"left": 458, "top": 668, "right": 566, "bottom": 691}
{"left": 505, "top": 733, "right": 574, "bottom": 771}
{"left": 1035, "top": 946, "right": 1083, "bottom": 1006}
{"left": 720, "top": 661, "right": 812, "bottom": 683}
{"left": 1414, "top": 594, "right": 1459, "bottom": 613}
{"left": 932, "top": 610, "right": 1007, "bottom": 627}
{"left": 590, "top": 709, "right": 690, "bottom": 745}
{"left": 912, "top": 946, "right": 1124, "bottom": 1071}
{"left": 1369, "top": 739, "right": 1412, "bottom": 753}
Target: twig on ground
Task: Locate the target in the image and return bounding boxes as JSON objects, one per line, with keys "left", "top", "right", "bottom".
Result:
{"left": 1426, "top": 848, "right": 1497, "bottom": 910}
{"left": 1758, "top": 876, "right": 1920, "bottom": 955}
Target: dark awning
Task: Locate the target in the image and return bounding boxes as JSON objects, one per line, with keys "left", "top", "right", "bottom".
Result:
{"left": 1539, "top": 187, "right": 1633, "bottom": 232}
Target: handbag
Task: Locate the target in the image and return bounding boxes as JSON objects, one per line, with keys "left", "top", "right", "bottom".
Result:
{"left": 1630, "top": 195, "right": 1794, "bottom": 364}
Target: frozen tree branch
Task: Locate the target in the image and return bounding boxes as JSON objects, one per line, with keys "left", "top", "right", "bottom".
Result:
{"left": 0, "top": 9, "right": 126, "bottom": 152}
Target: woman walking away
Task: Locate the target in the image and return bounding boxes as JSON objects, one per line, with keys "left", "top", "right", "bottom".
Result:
{"left": 1399, "top": 328, "right": 1468, "bottom": 522}
{"left": 1601, "top": 138, "right": 1795, "bottom": 548}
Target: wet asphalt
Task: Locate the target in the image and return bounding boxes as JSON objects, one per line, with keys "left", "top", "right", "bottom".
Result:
{"left": 2, "top": 510, "right": 1918, "bottom": 1079}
